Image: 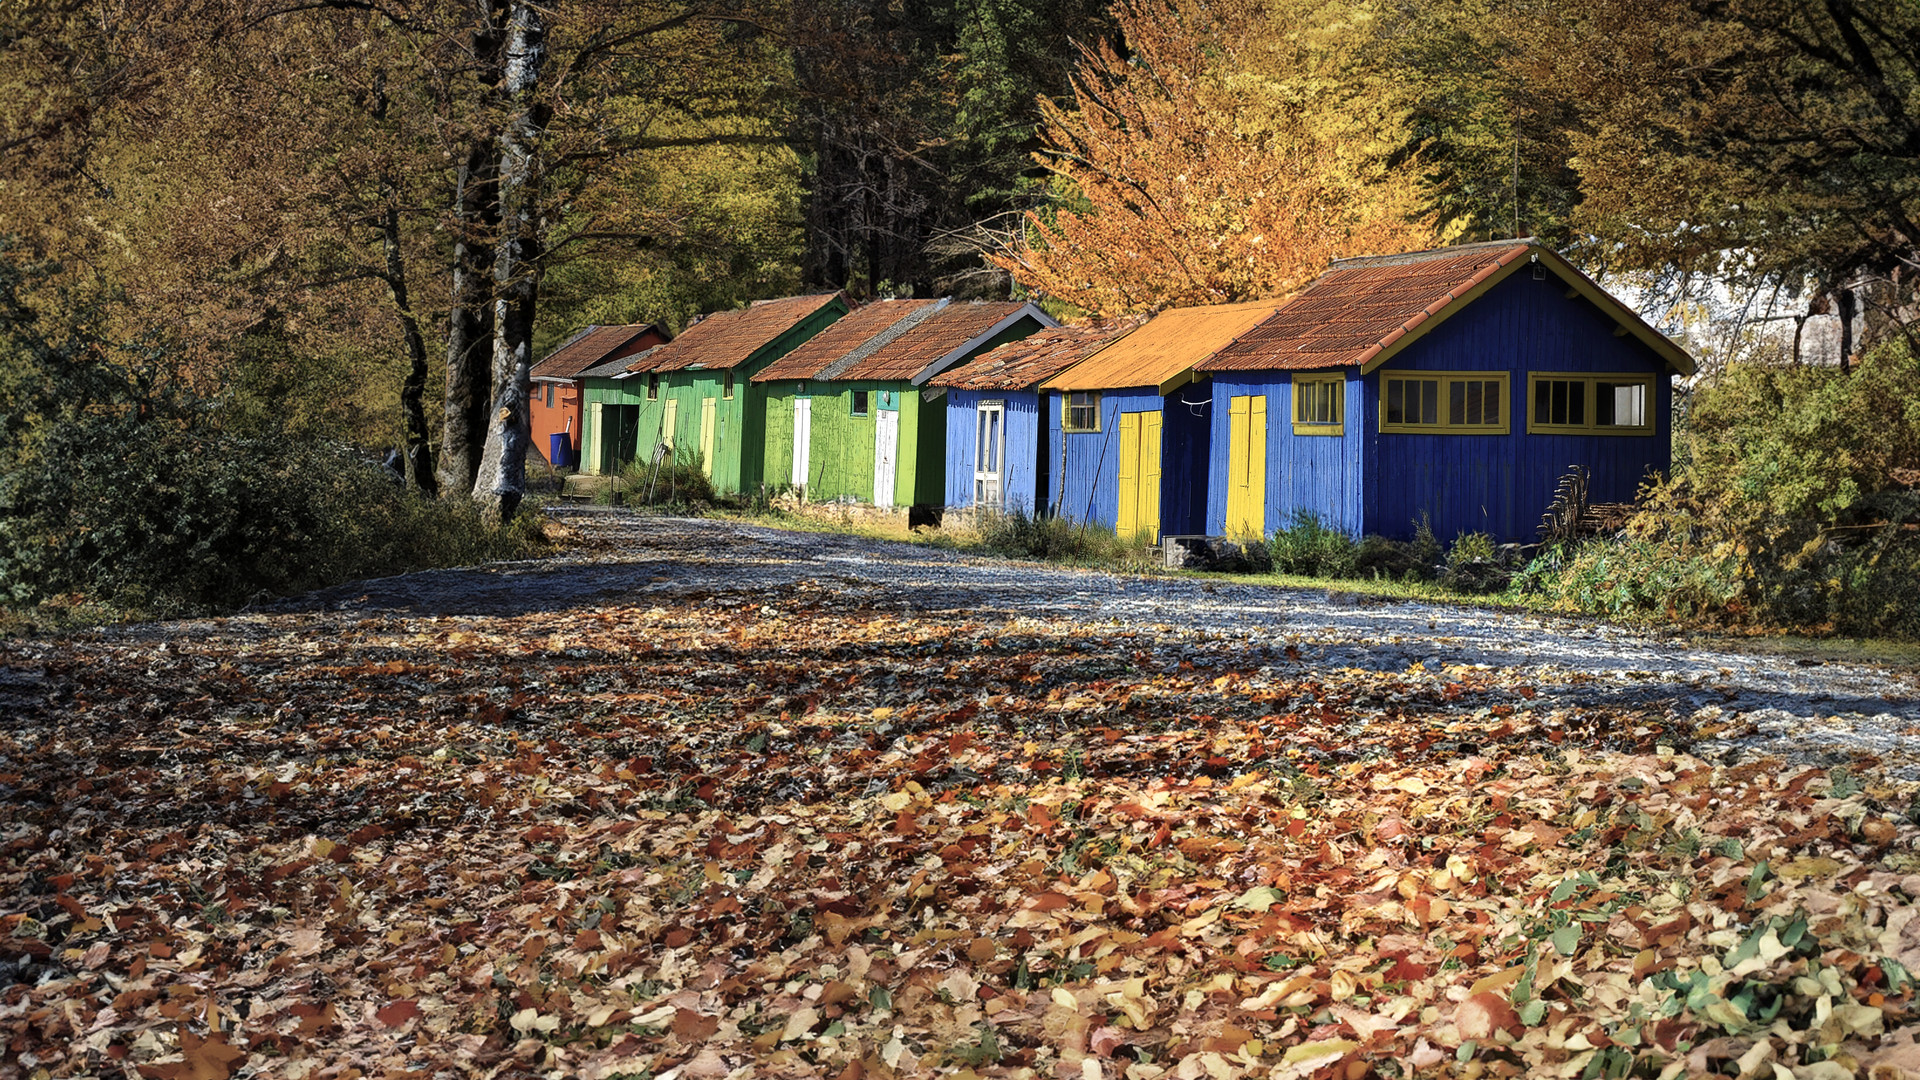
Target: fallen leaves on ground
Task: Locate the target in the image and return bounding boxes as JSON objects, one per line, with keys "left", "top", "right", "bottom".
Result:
{"left": 3, "top": 594, "right": 1919, "bottom": 1078}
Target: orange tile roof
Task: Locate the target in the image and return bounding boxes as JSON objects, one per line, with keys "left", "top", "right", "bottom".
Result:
{"left": 631, "top": 293, "right": 844, "bottom": 374}
{"left": 1039, "top": 300, "right": 1286, "bottom": 393}
{"left": 753, "top": 299, "right": 941, "bottom": 382}
{"left": 1198, "top": 242, "right": 1530, "bottom": 373}
{"left": 1196, "top": 240, "right": 1696, "bottom": 375}
{"left": 930, "top": 320, "right": 1141, "bottom": 391}
{"left": 531, "top": 324, "right": 666, "bottom": 379}
{"left": 833, "top": 301, "right": 1037, "bottom": 382}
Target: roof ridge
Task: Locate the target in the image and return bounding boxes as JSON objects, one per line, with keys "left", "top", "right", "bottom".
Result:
{"left": 814, "top": 298, "right": 948, "bottom": 381}
{"left": 1329, "top": 239, "right": 1533, "bottom": 269}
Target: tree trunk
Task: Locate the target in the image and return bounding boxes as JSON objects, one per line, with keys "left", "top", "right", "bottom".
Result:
{"left": 1839, "top": 285, "right": 1856, "bottom": 374}
{"left": 439, "top": 4, "right": 508, "bottom": 498}
{"left": 472, "top": 0, "right": 546, "bottom": 520}
{"left": 382, "top": 194, "right": 439, "bottom": 497}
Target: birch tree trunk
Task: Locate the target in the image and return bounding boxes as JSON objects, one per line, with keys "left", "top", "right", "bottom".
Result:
{"left": 471, "top": 0, "right": 546, "bottom": 519}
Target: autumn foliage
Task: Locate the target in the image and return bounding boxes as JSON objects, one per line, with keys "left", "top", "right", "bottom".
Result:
{"left": 992, "top": 0, "right": 1431, "bottom": 315}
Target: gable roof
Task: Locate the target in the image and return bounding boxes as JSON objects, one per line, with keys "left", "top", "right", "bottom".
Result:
{"left": 753, "top": 299, "right": 942, "bottom": 382}
{"left": 531, "top": 324, "right": 667, "bottom": 380}
{"left": 837, "top": 301, "right": 1053, "bottom": 384}
{"left": 1196, "top": 240, "right": 1696, "bottom": 376}
{"left": 930, "top": 320, "right": 1142, "bottom": 391}
{"left": 579, "top": 346, "right": 660, "bottom": 380}
{"left": 629, "top": 293, "right": 844, "bottom": 374}
{"left": 1040, "top": 299, "right": 1287, "bottom": 394}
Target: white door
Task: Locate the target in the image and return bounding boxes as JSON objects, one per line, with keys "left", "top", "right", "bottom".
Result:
{"left": 973, "top": 401, "right": 1005, "bottom": 510}
{"left": 873, "top": 408, "right": 899, "bottom": 509}
{"left": 791, "top": 397, "right": 812, "bottom": 496}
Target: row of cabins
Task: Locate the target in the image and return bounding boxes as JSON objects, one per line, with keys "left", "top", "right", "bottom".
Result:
{"left": 531, "top": 241, "right": 1695, "bottom": 544}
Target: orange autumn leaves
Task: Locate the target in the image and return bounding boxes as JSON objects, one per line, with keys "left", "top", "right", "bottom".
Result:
{"left": 993, "top": 0, "right": 1430, "bottom": 315}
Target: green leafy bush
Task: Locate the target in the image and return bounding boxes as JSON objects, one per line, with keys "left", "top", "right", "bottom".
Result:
{"left": 966, "top": 510, "right": 1140, "bottom": 565}
{"left": 617, "top": 449, "right": 715, "bottom": 511}
{"left": 0, "top": 417, "right": 545, "bottom": 616}
{"left": 1267, "top": 512, "right": 1358, "bottom": 577}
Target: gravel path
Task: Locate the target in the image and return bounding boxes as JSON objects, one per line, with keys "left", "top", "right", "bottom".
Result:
{"left": 274, "top": 506, "right": 1920, "bottom": 776}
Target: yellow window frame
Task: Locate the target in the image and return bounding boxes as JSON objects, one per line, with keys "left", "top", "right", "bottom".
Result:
{"left": 1379, "top": 372, "right": 1510, "bottom": 434}
{"left": 1063, "top": 390, "right": 1101, "bottom": 433}
{"left": 1525, "top": 372, "right": 1657, "bottom": 435}
{"left": 1291, "top": 374, "right": 1344, "bottom": 436}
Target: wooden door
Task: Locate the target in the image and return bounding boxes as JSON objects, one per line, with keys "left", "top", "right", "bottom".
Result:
{"left": 973, "top": 401, "right": 1005, "bottom": 510}
{"left": 791, "top": 397, "right": 812, "bottom": 495}
{"left": 585, "top": 402, "right": 605, "bottom": 474}
{"left": 873, "top": 407, "right": 899, "bottom": 508}
{"left": 659, "top": 397, "right": 679, "bottom": 459}
{"left": 1116, "top": 411, "right": 1162, "bottom": 544}
{"left": 699, "top": 397, "right": 716, "bottom": 477}
{"left": 1226, "top": 395, "right": 1268, "bottom": 539}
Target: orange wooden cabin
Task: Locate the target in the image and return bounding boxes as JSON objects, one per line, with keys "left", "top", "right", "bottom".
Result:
{"left": 530, "top": 324, "right": 670, "bottom": 467}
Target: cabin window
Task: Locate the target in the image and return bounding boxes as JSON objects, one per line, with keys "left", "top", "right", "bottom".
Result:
{"left": 1292, "top": 374, "right": 1344, "bottom": 436}
{"left": 1063, "top": 391, "right": 1101, "bottom": 433}
{"left": 1527, "top": 373, "right": 1655, "bottom": 435}
{"left": 1380, "top": 373, "right": 1508, "bottom": 434}
{"left": 723, "top": 372, "right": 735, "bottom": 400}
{"left": 647, "top": 373, "right": 660, "bottom": 401}
{"left": 851, "top": 390, "right": 870, "bottom": 416}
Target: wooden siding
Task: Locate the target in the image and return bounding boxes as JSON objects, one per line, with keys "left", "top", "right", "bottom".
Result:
{"left": 1049, "top": 385, "right": 1210, "bottom": 536}
{"left": 1365, "top": 271, "right": 1672, "bottom": 542}
{"left": 761, "top": 381, "right": 944, "bottom": 506}
{"left": 944, "top": 389, "right": 1045, "bottom": 514}
{"left": 1205, "top": 374, "right": 1368, "bottom": 538}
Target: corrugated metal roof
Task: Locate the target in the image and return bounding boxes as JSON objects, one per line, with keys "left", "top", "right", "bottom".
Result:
{"left": 929, "top": 320, "right": 1141, "bottom": 391}
{"left": 1197, "top": 241, "right": 1696, "bottom": 376}
{"left": 1039, "top": 300, "right": 1286, "bottom": 393}
{"left": 753, "top": 299, "right": 942, "bottom": 382}
{"left": 631, "top": 293, "right": 844, "bottom": 373}
{"left": 832, "top": 301, "right": 1038, "bottom": 382}
{"left": 531, "top": 324, "right": 666, "bottom": 379}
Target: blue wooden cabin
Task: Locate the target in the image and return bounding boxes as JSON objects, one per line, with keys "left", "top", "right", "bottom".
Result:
{"left": 932, "top": 323, "right": 1133, "bottom": 516}
{"left": 1037, "top": 302, "right": 1286, "bottom": 544}
{"left": 1193, "top": 241, "right": 1696, "bottom": 543}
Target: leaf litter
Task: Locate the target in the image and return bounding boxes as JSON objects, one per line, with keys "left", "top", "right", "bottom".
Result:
{"left": 4, "top": 511, "right": 1920, "bottom": 1079}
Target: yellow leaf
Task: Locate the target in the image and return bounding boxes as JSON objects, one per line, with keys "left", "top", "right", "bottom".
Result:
{"left": 1282, "top": 1038, "right": 1359, "bottom": 1063}
{"left": 1468, "top": 965, "right": 1526, "bottom": 997}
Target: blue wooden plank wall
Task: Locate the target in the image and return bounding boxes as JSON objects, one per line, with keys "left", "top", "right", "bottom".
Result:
{"left": 1365, "top": 271, "right": 1673, "bottom": 542}
{"left": 1048, "top": 387, "right": 1158, "bottom": 529}
{"left": 1161, "top": 380, "right": 1213, "bottom": 535}
{"left": 1204, "top": 373, "right": 1367, "bottom": 537}
{"left": 944, "top": 390, "right": 1044, "bottom": 514}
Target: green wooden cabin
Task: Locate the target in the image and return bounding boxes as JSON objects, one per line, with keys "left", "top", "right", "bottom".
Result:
{"left": 753, "top": 299, "right": 1055, "bottom": 510}
{"left": 576, "top": 293, "right": 847, "bottom": 492}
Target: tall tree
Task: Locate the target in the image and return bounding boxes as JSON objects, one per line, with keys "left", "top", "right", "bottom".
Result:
{"left": 992, "top": 0, "right": 1431, "bottom": 314}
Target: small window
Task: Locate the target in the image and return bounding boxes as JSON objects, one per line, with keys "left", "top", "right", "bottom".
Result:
{"left": 1063, "top": 390, "right": 1101, "bottom": 433}
{"left": 1527, "top": 373, "right": 1656, "bottom": 435}
{"left": 647, "top": 373, "right": 659, "bottom": 401}
{"left": 723, "top": 371, "right": 735, "bottom": 400}
{"left": 851, "top": 390, "right": 869, "bottom": 416}
{"left": 1380, "top": 373, "right": 1508, "bottom": 434}
{"left": 1292, "top": 374, "right": 1343, "bottom": 436}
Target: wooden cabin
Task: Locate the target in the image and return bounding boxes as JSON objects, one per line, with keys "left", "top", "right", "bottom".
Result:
{"left": 1192, "top": 241, "right": 1696, "bottom": 543}
{"left": 529, "top": 324, "right": 668, "bottom": 467}
{"left": 578, "top": 294, "right": 847, "bottom": 486}
{"left": 931, "top": 322, "right": 1136, "bottom": 516}
{"left": 754, "top": 299, "right": 1054, "bottom": 511}
{"left": 1039, "top": 301, "right": 1285, "bottom": 544}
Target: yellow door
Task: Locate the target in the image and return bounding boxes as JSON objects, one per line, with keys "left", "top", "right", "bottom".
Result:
{"left": 1116, "top": 411, "right": 1163, "bottom": 544}
{"left": 586, "top": 402, "right": 605, "bottom": 475}
{"left": 699, "top": 397, "right": 716, "bottom": 477}
{"left": 1226, "top": 395, "right": 1267, "bottom": 539}
{"left": 660, "top": 397, "right": 678, "bottom": 455}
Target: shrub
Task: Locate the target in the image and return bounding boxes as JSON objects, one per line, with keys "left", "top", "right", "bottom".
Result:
{"left": 1440, "top": 531, "right": 1510, "bottom": 593}
{"left": 968, "top": 510, "right": 1141, "bottom": 565}
{"left": 1267, "top": 512, "right": 1358, "bottom": 577}
{"left": 617, "top": 448, "right": 715, "bottom": 511}
{"left": 0, "top": 417, "right": 546, "bottom": 616}
{"left": 1507, "top": 535, "right": 1743, "bottom": 620}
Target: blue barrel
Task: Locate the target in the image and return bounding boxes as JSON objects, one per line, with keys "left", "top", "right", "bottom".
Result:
{"left": 549, "top": 432, "right": 570, "bottom": 468}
